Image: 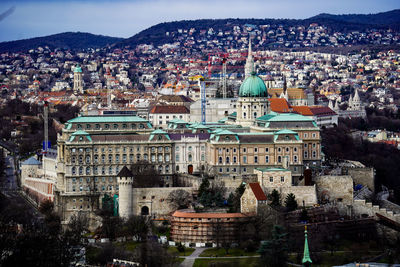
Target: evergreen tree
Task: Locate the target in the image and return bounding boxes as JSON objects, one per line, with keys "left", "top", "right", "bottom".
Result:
{"left": 198, "top": 178, "right": 210, "bottom": 199}
{"left": 284, "top": 193, "right": 298, "bottom": 212}
{"left": 257, "top": 225, "right": 288, "bottom": 267}
{"left": 299, "top": 208, "right": 309, "bottom": 223}
{"left": 268, "top": 189, "right": 281, "bottom": 209}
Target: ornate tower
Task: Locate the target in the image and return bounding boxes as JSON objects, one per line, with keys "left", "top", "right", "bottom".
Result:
{"left": 350, "top": 89, "right": 361, "bottom": 111}
{"left": 73, "top": 64, "right": 83, "bottom": 94}
{"left": 236, "top": 72, "right": 270, "bottom": 126}
{"left": 302, "top": 225, "right": 312, "bottom": 267}
{"left": 244, "top": 38, "right": 254, "bottom": 79}
{"left": 117, "top": 166, "right": 134, "bottom": 218}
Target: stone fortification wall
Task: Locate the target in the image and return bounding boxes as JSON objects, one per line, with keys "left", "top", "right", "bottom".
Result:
{"left": 353, "top": 199, "right": 400, "bottom": 224}
{"left": 315, "top": 175, "right": 353, "bottom": 205}
{"left": 344, "top": 167, "right": 375, "bottom": 192}
{"left": 131, "top": 187, "right": 195, "bottom": 217}
{"left": 264, "top": 185, "right": 317, "bottom": 207}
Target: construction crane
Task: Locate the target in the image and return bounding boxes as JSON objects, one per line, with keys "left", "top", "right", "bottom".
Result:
{"left": 222, "top": 58, "right": 227, "bottom": 98}
{"left": 200, "top": 78, "right": 206, "bottom": 124}
{"left": 43, "top": 101, "right": 49, "bottom": 179}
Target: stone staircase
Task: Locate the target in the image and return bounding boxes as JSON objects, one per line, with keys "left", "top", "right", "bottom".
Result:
{"left": 353, "top": 199, "right": 400, "bottom": 225}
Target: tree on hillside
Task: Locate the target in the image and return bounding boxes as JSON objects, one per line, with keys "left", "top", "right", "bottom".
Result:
{"left": 258, "top": 225, "right": 288, "bottom": 267}
{"left": 268, "top": 189, "right": 281, "bottom": 209}
{"left": 124, "top": 215, "right": 152, "bottom": 242}
{"left": 168, "top": 189, "right": 191, "bottom": 210}
{"left": 227, "top": 182, "right": 246, "bottom": 212}
{"left": 285, "top": 193, "right": 298, "bottom": 212}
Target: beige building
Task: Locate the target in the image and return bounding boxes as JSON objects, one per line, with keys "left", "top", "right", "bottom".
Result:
{"left": 206, "top": 129, "right": 304, "bottom": 178}
{"left": 240, "top": 182, "right": 267, "bottom": 214}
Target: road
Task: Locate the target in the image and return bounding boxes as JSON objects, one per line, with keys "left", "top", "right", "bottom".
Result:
{"left": 1, "top": 151, "right": 43, "bottom": 220}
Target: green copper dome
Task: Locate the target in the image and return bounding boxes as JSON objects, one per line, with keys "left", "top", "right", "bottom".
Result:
{"left": 239, "top": 73, "right": 268, "bottom": 97}
{"left": 74, "top": 64, "right": 82, "bottom": 73}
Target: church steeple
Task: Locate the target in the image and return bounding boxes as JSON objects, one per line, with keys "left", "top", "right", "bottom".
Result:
{"left": 302, "top": 225, "right": 312, "bottom": 267}
{"left": 244, "top": 37, "right": 255, "bottom": 78}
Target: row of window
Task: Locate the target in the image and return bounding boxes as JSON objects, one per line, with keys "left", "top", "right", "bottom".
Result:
{"left": 71, "top": 153, "right": 171, "bottom": 164}
{"left": 71, "top": 184, "right": 117, "bottom": 192}
{"left": 76, "top": 123, "right": 146, "bottom": 130}
{"left": 71, "top": 164, "right": 172, "bottom": 176}
{"left": 71, "top": 146, "right": 170, "bottom": 154}
{"left": 176, "top": 146, "right": 205, "bottom": 152}
{"left": 175, "top": 154, "right": 205, "bottom": 162}
{"left": 218, "top": 147, "right": 299, "bottom": 154}
{"left": 218, "top": 155, "right": 299, "bottom": 164}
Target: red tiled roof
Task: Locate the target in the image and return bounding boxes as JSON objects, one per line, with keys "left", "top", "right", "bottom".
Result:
{"left": 172, "top": 210, "right": 248, "bottom": 218}
{"left": 150, "top": 105, "right": 190, "bottom": 114}
{"left": 268, "top": 98, "right": 291, "bottom": 113}
{"left": 309, "top": 106, "right": 337, "bottom": 116}
{"left": 249, "top": 183, "right": 267, "bottom": 201}
{"left": 292, "top": 106, "right": 313, "bottom": 116}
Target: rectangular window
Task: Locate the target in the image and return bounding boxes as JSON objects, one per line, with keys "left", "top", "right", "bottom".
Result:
{"left": 265, "top": 156, "right": 269, "bottom": 163}
{"left": 270, "top": 177, "right": 273, "bottom": 182}
{"left": 281, "top": 176, "right": 284, "bottom": 182}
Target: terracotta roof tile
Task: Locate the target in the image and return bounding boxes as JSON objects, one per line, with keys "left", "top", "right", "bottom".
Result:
{"left": 172, "top": 210, "right": 248, "bottom": 218}
{"left": 249, "top": 183, "right": 267, "bottom": 201}
{"left": 268, "top": 98, "right": 292, "bottom": 113}
{"left": 292, "top": 106, "right": 313, "bottom": 116}
{"left": 308, "top": 106, "right": 337, "bottom": 116}
{"left": 150, "top": 105, "right": 190, "bottom": 114}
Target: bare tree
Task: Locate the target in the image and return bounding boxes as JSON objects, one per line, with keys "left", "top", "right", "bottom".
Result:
{"left": 130, "top": 160, "right": 163, "bottom": 188}
{"left": 124, "top": 215, "right": 152, "bottom": 242}
{"left": 168, "top": 189, "right": 191, "bottom": 210}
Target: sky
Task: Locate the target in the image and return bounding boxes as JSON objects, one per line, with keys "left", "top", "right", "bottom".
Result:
{"left": 0, "top": 0, "right": 398, "bottom": 42}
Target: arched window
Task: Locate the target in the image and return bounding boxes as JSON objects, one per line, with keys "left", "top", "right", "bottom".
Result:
{"left": 79, "top": 166, "right": 83, "bottom": 175}
{"left": 78, "top": 155, "right": 83, "bottom": 164}
{"left": 109, "top": 166, "right": 113, "bottom": 174}
{"left": 188, "top": 154, "right": 193, "bottom": 162}
{"left": 278, "top": 156, "right": 282, "bottom": 163}
{"left": 85, "top": 155, "right": 91, "bottom": 164}
{"left": 226, "top": 157, "right": 230, "bottom": 164}
{"left": 72, "top": 167, "right": 76, "bottom": 175}
{"left": 243, "top": 112, "right": 247, "bottom": 119}
{"left": 294, "top": 155, "right": 298, "bottom": 162}
{"left": 71, "top": 156, "right": 76, "bottom": 164}
{"left": 158, "top": 165, "right": 163, "bottom": 173}
{"left": 86, "top": 167, "right": 90, "bottom": 175}
{"left": 218, "top": 157, "right": 222, "bottom": 164}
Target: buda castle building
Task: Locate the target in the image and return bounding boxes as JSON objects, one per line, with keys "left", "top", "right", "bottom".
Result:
{"left": 53, "top": 41, "right": 321, "bottom": 225}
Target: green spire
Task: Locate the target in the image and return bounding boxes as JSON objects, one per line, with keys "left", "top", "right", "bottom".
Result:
{"left": 302, "top": 225, "right": 312, "bottom": 266}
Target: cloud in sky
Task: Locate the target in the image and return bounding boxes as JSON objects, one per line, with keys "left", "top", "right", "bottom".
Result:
{"left": 0, "top": 0, "right": 398, "bottom": 42}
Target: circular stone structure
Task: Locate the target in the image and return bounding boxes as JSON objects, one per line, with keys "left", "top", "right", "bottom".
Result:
{"left": 238, "top": 72, "right": 268, "bottom": 97}
{"left": 170, "top": 210, "right": 251, "bottom": 245}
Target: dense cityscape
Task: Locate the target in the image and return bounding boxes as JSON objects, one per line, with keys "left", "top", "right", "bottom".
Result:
{"left": 1, "top": 4, "right": 400, "bottom": 267}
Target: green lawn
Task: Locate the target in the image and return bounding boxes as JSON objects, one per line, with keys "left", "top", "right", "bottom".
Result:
{"left": 194, "top": 258, "right": 259, "bottom": 267}
{"left": 114, "top": 240, "right": 140, "bottom": 252}
{"left": 199, "top": 248, "right": 259, "bottom": 257}
{"left": 168, "top": 246, "right": 195, "bottom": 256}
